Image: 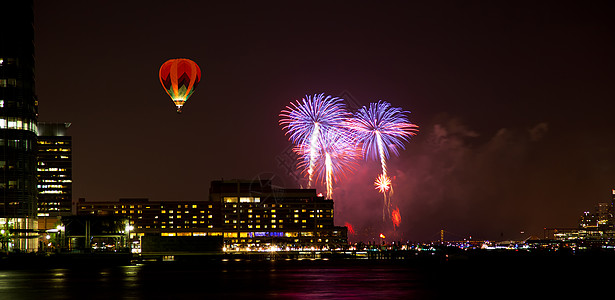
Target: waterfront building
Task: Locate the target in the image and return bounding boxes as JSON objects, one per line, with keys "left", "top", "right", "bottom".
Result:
{"left": 210, "top": 179, "right": 347, "bottom": 250}
{"left": 37, "top": 123, "right": 72, "bottom": 227}
{"left": 0, "top": 0, "right": 39, "bottom": 251}
{"left": 76, "top": 198, "right": 221, "bottom": 237}
{"left": 75, "top": 179, "right": 348, "bottom": 251}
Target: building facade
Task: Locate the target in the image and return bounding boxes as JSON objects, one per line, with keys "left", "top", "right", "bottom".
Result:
{"left": 37, "top": 123, "right": 72, "bottom": 221}
{"left": 75, "top": 179, "right": 348, "bottom": 251}
{"left": 210, "top": 179, "right": 347, "bottom": 250}
{"left": 0, "top": 0, "right": 39, "bottom": 251}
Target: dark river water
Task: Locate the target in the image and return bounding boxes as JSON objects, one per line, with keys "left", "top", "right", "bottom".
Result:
{"left": 0, "top": 253, "right": 612, "bottom": 299}
{"left": 0, "top": 258, "right": 436, "bottom": 300}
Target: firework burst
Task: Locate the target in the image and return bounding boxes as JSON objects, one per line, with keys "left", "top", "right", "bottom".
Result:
{"left": 280, "top": 93, "right": 352, "bottom": 195}
{"left": 348, "top": 101, "right": 418, "bottom": 221}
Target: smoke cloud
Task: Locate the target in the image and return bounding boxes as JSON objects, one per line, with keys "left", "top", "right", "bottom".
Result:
{"left": 335, "top": 114, "right": 552, "bottom": 242}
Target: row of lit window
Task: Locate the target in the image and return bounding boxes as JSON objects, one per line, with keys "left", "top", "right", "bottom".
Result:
{"left": 0, "top": 117, "right": 38, "bottom": 134}
{"left": 39, "top": 179, "right": 72, "bottom": 183}
{"left": 39, "top": 190, "right": 67, "bottom": 194}
{"left": 161, "top": 204, "right": 205, "bottom": 209}
{"left": 0, "top": 78, "right": 19, "bottom": 87}
{"left": 37, "top": 168, "right": 68, "bottom": 172}
{"left": 0, "top": 138, "right": 34, "bottom": 150}
{"left": 222, "top": 204, "right": 331, "bottom": 211}
{"left": 226, "top": 218, "right": 285, "bottom": 223}
{"left": 0, "top": 181, "right": 19, "bottom": 189}
{"left": 43, "top": 148, "right": 71, "bottom": 152}
{"left": 223, "top": 197, "right": 261, "bottom": 203}
{"left": 38, "top": 141, "right": 69, "bottom": 145}
{"left": 165, "top": 215, "right": 214, "bottom": 219}
{"left": 159, "top": 225, "right": 215, "bottom": 229}
{"left": 37, "top": 202, "right": 62, "bottom": 206}
{"left": 37, "top": 185, "right": 68, "bottom": 189}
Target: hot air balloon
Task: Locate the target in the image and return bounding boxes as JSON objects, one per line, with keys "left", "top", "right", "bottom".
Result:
{"left": 159, "top": 58, "right": 201, "bottom": 113}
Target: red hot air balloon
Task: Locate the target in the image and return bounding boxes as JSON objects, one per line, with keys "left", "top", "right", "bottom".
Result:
{"left": 159, "top": 58, "right": 201, "bottom": 113}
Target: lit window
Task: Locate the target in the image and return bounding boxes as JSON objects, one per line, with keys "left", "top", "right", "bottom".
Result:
{"left": 224, "top": 197, "right": 238, "bottom": 203}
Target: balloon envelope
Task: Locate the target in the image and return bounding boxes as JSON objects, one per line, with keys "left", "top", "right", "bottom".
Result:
{"left": 159, "top": 58, "right": 201, "bottom": 113}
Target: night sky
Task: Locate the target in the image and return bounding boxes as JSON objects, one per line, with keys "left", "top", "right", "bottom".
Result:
{"left": 34, "top": 1, "right": 615, "bottom": 242}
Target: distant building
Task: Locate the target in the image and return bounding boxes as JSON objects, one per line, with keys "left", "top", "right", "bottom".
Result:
{"left": 579, "top": 199, "right": 613, "bottom": 230}
{"left": 0, "top": 0, "right": 39, "bottom": 252}
{"left": 76, "top": 179, "right": 348, "bottom": 251}
{"left": 550, "top": 189, "right": 615, "bottom": 246}
{"left": 37, "top": 123, "right": 72, "bottom": 221}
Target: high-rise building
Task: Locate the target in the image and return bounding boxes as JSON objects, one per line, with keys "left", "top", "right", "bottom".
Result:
{"left": 0, "top": 0, "right": 39, "bottom": 251}
{"left": 37, "top": 123, "right": 72, "bottom": 225}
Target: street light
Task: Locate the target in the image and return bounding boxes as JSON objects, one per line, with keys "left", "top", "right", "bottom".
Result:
{"left": 56, "top": 225, "right": 65, "bottom": 250}
{"left": 125, "top": 224, "right": 134, "bottom": 249}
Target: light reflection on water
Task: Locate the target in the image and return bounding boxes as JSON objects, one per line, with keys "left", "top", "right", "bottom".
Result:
{"left": 0, "top": 260, "right": 435, "bottom": 300}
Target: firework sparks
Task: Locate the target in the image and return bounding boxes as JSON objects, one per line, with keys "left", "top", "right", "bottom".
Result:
{"left": 316, "top": 129, "right": 360, "bottom": 199}
{"left": 280, "top": 93, "right": 352, "bottom": 195}
{"left": 345, "top": 222, "right": 356, "bottom": 235}
{"left": 349, "top": 101, "right": 418, "bottom": 221}
{"left": 391, "top": 207, "right": 401, "bottom": 230}
{"left": 374, "top": 173, "right": 392, "bottom": 193}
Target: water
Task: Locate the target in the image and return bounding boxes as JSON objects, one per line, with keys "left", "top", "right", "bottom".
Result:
{"left": 0, "top": 258, "right": 437, "bottom": 300}
{"left": 1, "top": 253, "right": 613, "bottom": 299}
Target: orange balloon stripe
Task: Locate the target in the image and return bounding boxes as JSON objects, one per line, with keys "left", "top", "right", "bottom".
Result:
{"left": 169, "top": 60, "right": 180, "bottom": 99}
{"left": 158, "top": 62, "right": 173, "bottom": 98}
{"left": 185, "top": 62, "right": 200, "bottom": 98}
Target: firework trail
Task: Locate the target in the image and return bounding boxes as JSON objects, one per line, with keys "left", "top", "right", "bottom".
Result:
{"left": 280, "top": 93, "right": 351, "bottom": 193}
{"left": 314, "top": 129, "right": 360, "bottom": 199}
{"left": 344, "top": 222, "right": 356, "bottom": 235}
{"left": 348, "top": 101, "right": 418, "bottom": 221}
{"left": 391, "top": 207, "right": 401, "bottom": 230}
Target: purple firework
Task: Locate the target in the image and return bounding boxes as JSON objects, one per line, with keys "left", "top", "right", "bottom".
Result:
{"left": 348, "top": 101, "right": 418, "bottom": 162}
{"left": 347, "top": 100, "right": 418, "bottom": 220}
{"left": 279, "top": 93, "right": 350, "bottom": 188}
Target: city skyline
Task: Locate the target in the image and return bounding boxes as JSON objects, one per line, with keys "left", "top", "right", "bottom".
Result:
{"left": 33, "top": 1, "right": 615, "bottom": 241}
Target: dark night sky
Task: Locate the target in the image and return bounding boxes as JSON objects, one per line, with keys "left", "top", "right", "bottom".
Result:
{"left": 34, "top": 1, "right": 615, "bottom": 241}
